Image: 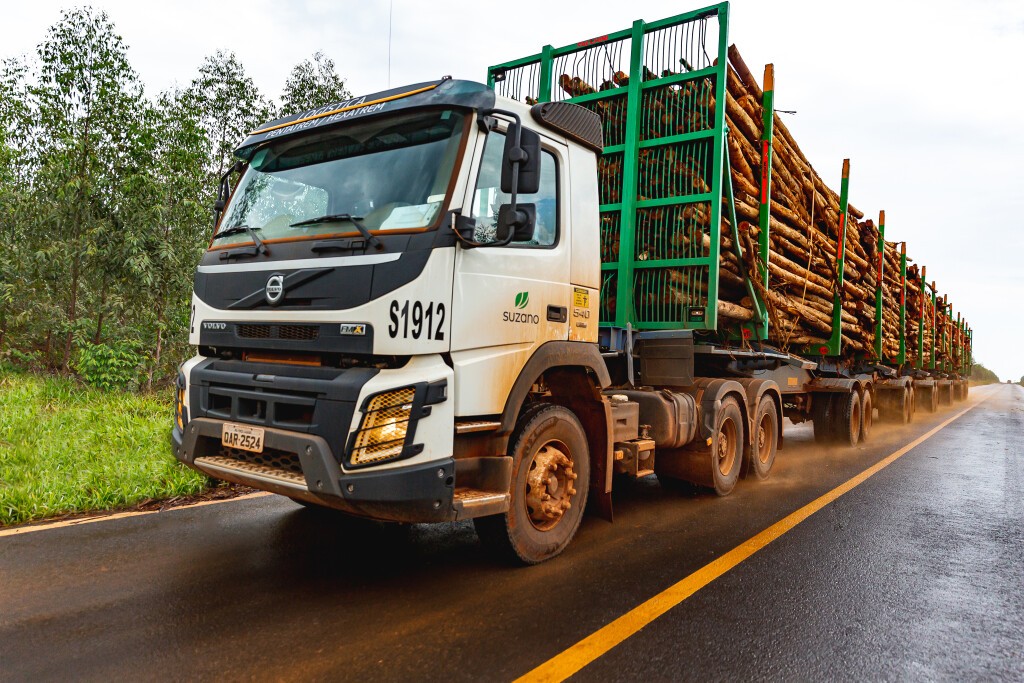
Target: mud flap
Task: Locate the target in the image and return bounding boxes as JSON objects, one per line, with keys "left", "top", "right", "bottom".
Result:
{"left": 547, "top": 368, "right": 614, "bottom": 522}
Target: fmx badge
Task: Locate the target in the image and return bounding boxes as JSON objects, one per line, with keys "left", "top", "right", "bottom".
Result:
{"left": 514, "top": 292, "right": 529, "bottom": 309}
{"left": 339, "top": 324, "right": 366, "bottom": 336}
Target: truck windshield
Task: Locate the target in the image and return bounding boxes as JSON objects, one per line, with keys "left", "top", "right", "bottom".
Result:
{"left": 213, "top": 108, "right": 466, "bottom": 246}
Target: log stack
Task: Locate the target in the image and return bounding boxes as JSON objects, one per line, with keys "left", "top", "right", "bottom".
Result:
{"left": 904, "top": 263, "right": 924, "bottom": 363}
{"left": 574, "top": 44, "right": 888, "bottom": 358}
{"left": 879, "top": 241, "right": 904, "bottom": 360}
{"left": 717, "top": 45, "right": 880, "bottom": 355}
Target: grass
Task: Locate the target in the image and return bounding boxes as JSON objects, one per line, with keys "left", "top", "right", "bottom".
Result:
{"left": 0, "top": 369, "right": 208, "bottom": 526}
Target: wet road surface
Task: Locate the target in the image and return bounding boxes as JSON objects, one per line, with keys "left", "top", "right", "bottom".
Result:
{"left": 2, "top": 383, "right": 1021, "bottom": 681}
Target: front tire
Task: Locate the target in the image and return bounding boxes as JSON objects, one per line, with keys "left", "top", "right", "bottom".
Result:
{"left": 474, "top": 404, "right": 590, "bottom": 565}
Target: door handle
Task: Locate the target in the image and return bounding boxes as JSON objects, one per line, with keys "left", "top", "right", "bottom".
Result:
{"left": 547, "top": 305, "right": 567, "bottom": 323}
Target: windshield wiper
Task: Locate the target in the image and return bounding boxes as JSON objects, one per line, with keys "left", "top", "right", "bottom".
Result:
{"left": 289, "top": 214, "right": 381, "bottom": 250}
{"left": 215, "top": 225, "right": 269, "bottom": 255}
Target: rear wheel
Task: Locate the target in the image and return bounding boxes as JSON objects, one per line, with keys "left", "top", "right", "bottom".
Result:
{"left": 710, "top": 397, "right": 744, "bottom": 495}
{"left": 474, "top": 404, "right": 590, "bottom": 565}
{"left": 833, "top": 390, "right": 862, "bottom": 447}
{"left": 656, "top": 397, "right": 745, "bottom": 496}
{"left": 889, "top": 386, "right": 910, "bottom": 425}
{"left": 748, "top": 395, "right": 778, "bottom": 481}
{"left": 812, "top": 394, "right": 835, "bottom": 444}
{"left": 860, "top": 390, "right": 873, "bottom": 443}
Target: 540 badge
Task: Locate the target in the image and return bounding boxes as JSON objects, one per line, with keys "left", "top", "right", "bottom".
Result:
{"left": 388, "top": 299, "right": 445, "bottom": 340}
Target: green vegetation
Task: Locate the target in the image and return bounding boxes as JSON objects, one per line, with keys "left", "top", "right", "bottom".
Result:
{"left": 969, "top": 363, "right": 999, "bottom": 385}
{"left": 0, "top": 370, "right": 207, "bottom": 525}
{"left": 0, "top": 8, "right": 350, "bottom": 387}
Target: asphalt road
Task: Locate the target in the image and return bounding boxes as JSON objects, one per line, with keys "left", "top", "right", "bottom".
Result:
{"left": 2, "top": 383, "right": 1021, "bottom": 682}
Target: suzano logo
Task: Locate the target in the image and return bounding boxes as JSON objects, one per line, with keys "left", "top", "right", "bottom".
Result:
{"left": 504, "top": 291, "right": 539, "bottom": 325}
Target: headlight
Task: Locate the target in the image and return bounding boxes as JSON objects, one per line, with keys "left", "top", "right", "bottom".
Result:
{"left": 350, "top": 387, "right": 416, "bottom": 466}
{"left": 174, "top": 371, "right": 188, "bottom": 431}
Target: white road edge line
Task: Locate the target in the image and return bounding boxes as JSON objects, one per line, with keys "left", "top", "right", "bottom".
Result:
{"left": 0, "top": 491, "right": 273, "bottom": 539}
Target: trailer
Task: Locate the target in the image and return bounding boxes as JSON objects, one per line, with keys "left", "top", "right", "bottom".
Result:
{"left": 171, "top": 1, "right": 973, "bottom": 563}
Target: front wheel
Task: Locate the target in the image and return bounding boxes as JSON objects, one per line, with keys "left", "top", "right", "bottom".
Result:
{"left": 474, "top": 404, "right": 590, "bottom": 565}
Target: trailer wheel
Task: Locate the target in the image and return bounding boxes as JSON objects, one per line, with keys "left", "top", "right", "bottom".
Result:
{"left": 812, "top": 394, "right": 835, "bottom": 444}
{"left": 939, "top": 383, "right": 952, "bottom": 406}
{"left": 474, "top": 404, "right": 589, "bottom": 565}
{"left": 905, "top": 386, "right": 915, "bottom": 423}
{"left": 748, "top": 395, "right": 778, "bottom": 480}
{"left": 860, "top": 390, "right": 873, "bottom": 443}
{"left": 925, "top": 386, "right": 938, "bottom": 413}
{"left": 833, "top": 390, "right": 862, "bottom": 447}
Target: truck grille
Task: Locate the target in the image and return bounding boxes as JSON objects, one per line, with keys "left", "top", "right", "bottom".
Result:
{"left": 237, "top": 324, "right": 319, "bottom": 341}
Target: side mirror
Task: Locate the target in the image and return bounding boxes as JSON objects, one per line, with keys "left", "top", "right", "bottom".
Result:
{"left": 500, "top": 124, "right": 541, "bottom": 195}
{"left": 497, "top": 203, "right": 536, "bottom": 243}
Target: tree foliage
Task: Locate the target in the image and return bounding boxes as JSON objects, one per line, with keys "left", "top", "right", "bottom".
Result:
{"left": 0, "top": 9, "right": 348, "bottom": 389}
{"left": 185, "top": 50, "right": 275, "bottom": 178}
{"left": 280, "top": 50, "right": 351, "bottom": 116}
{"left": 969, "top": 363, "right": 998, "bottom": 385}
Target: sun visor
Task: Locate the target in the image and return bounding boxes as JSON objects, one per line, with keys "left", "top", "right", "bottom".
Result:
{"left": 234, "top": 78, "right": 496, "bottom": 160}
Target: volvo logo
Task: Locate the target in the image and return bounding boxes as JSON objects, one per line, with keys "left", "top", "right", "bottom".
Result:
{"left": 265, "top": 274, "right": 285, "bottom": 305}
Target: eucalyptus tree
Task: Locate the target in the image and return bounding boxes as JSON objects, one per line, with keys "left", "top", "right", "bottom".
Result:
{"left": 0, "top": 58, "right": 32, "bottom": 355}
{"left": 280, "top": 50, "right": 351, "bottom": 116}
{"left": 138, "top": 89, "right": 209, "bottom": 387}
{"left": 186, "top": 50, "right": 274, "bottom": 180}
{"left": 29, "top": 7, "right": 148, "bottom": 370}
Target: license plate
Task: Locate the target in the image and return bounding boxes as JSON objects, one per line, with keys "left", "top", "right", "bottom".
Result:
{"left": 221, "top": 422, "right": 265, "bottom": 453}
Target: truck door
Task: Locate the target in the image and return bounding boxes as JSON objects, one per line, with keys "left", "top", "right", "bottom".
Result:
{"left": 449, "top": 127, "right": 572, "bottom": 417}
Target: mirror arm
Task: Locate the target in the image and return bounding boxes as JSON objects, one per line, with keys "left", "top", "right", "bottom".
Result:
{"left": 477, "top": 108, "right": 526, "bottom": 247}
{"left": 213, "top": 160, "right": 246, "bottom": 230}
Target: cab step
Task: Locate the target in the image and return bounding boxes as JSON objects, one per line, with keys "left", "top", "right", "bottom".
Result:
{"left": 453, "top": 487, "right": 509, "bottom": 520}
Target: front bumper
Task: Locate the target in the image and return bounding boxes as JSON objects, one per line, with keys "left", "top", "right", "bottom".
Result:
{"left": 173, "top": 418, "right": 455, "bottom": 523}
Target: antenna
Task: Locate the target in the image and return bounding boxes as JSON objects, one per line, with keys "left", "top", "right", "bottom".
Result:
{"left": 388, "top": 0, "right": 393, "bottom": 87}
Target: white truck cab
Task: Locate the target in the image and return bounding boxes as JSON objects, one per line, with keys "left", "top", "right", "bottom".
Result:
{"left": 172, "top": 78, "right": 613, "bottom": 563}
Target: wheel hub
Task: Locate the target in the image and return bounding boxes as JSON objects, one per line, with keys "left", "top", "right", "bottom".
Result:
{"left": 525, "top": 442, "right": 577, "bottom": 531}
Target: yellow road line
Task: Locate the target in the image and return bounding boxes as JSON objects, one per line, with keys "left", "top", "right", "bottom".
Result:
{"left": 517, "top": 397, "right": 986, "bottom": 683}
{"left": 0, "top": 492, "right": 272, "bottom": 539}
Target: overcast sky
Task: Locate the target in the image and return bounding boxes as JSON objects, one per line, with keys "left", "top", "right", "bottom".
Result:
{"left": 4, "top": 0, "right": 1023, "bottom": 380}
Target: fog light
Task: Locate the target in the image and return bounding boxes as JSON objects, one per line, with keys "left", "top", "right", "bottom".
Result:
{"left": 350, "top": 387, "right": 415, "bottom": 466}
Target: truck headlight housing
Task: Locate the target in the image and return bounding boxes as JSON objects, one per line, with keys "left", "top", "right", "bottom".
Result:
{"left": 174, "top": 370, "right": 188, "bottom": 432}
{"left": 349, "top": 387, "right": 417, "bottom": 467}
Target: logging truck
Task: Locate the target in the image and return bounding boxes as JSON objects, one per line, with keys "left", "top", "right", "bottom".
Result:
{"left": 171, "top": 2, "right": 973, "bottom": 563}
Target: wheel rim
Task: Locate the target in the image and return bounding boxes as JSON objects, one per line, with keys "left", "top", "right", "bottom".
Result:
{"left": 757, "top": 413, "right": 774, "bottom": 464}
{"left": 717, "top": 417, "right": 738, "bottom": 475}
{"left": 525, "top": 440, "right": 578, "bottom": 531}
